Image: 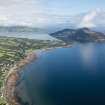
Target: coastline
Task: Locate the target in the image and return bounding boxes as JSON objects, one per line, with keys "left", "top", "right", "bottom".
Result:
{"left": 4, "top": 44, "right": 71, "bottom": 105}
{"left": 4, "top": 52, "right": 38, "bottom": 105}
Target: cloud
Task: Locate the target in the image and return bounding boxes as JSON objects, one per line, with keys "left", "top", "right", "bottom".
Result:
{"left": 78, "top": 10, "right": 97, "bottom": 28}
{"left": 0, "top": 0, "right": 49, "bottom": 27}
{"left": 0, "top": 0, "right": 67, "bottom": 28}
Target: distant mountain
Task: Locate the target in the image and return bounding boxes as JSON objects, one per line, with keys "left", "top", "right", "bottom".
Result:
{"left": 0, "top": 26, "right": 44, "bottom": 32}
{"left": 50, "top": 28, "right": 105, "bottom": 42}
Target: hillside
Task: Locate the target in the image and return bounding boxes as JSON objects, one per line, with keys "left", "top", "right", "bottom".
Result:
{"left": 50, "top": 28, "right": 105, "bottom": 42}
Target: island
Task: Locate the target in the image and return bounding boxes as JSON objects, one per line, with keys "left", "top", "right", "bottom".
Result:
{"left": 50, "top": 28, "right": 105, "bottom": 43}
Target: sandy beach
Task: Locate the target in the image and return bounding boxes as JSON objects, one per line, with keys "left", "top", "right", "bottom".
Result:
{"left": 4, "top": 52, "right": 38, "bottom": 105}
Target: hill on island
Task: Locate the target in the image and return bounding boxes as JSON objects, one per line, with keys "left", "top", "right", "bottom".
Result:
{"left": 50, "top": 28, "right": 105, "bottom": 43}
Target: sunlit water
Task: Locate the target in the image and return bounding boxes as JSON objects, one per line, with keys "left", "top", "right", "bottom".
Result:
{"left": 15, "top": 43, "right": 105, "bottom": 105}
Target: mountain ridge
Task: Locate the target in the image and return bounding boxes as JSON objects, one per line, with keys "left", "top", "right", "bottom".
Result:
{"left": 50, "top": 28, "right": 105, "bottom": 42}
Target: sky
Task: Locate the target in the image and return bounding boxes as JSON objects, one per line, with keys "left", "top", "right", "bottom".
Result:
{"left": 0, "top": 0, "right": 105, "bottom": 27}
{"left": 46, "top": 0, "right": 105, "bottom": 15}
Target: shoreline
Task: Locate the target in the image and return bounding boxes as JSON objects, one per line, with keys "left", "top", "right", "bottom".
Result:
{"left": 4, "top": 44, "right": 72, "bottom": 105}
{"left": 4, "top": 52, "right": 38, "bottom": 105}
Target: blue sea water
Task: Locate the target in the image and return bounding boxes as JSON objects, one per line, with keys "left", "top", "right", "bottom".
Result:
{"left": 15, "top": 43, "right": 105, "bottom": 105}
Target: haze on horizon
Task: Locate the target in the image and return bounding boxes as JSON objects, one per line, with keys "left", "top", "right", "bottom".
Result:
{"left": 0, "top": 0, "right": 105, "bottom": 28}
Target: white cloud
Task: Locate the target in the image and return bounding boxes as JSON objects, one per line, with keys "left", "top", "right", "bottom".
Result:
{"left": 0, "top": 0, "right": 49, "bottom": 27}
{"left": 0, "top": 0, "right": 68, "bottom": 28}
{"left": 78, "top": 10, "right": 97, "bottom": 28}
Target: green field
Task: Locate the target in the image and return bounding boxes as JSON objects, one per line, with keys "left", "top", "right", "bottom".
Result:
{"left": 0, "top": 36, "right": 66, "bottom": 104}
